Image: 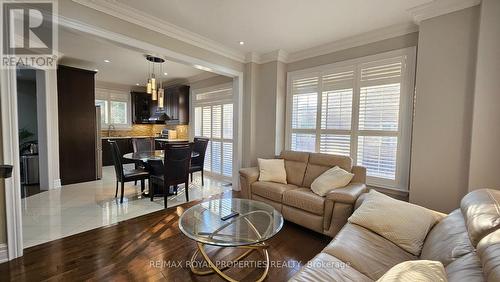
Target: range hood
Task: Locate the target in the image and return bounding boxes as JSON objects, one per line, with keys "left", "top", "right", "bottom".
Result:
{"left": 148, "top": 112, "right": 170, "bottom": 123}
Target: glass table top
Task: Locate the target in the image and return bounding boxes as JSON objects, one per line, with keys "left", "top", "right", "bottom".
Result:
{"left": 179, "top": 198, "right": 284, "bottom": 246}
{"left": 123, "top": 150, "right": 199, "bottom": 162}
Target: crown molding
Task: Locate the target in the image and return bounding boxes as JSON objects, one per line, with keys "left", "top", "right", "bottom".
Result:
{"left": 408, "top": 0, "right": 481, "bottom": 24}
{"left": 70, "top": 0, "right": 246, "bottom": 63}
{"left": 286, "top": 23, "right": 418, "bottom": 63}
{"left": 245, "top": 49, "right": 289, "bottom": 64}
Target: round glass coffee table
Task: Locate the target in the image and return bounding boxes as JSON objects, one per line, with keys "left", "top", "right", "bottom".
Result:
{"left": 179, "top": 198, "right": 284, "bottom": 282}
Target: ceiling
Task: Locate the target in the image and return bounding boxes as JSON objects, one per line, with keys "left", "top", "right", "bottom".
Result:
{"left": 116, "top": 0, "right": 431, "bottom": 55}
{"left": 57, "top": 26, "right": 212, "bottom": 86}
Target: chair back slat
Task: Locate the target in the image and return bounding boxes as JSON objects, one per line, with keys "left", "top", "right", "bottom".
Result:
{"left": 108, "top": 141, "right": 124, "bottom": 181}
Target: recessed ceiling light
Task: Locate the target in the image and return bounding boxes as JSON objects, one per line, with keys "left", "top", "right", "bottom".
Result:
{"left": 135, "top": 83, "right": 140, "bottom": 86}
{"left": 94, "top": 69, "right": 99, "bottom": 72}
{"left": 104, "top": 59, "right": 110, "bottom": 63}
{"left": 164, "top": 72, "right": 168, "bottom": 76}
{"left": 239, "top": 41, "right": 245, "bottom": 45}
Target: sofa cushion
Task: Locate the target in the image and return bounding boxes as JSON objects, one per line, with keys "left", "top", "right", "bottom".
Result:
{"left": 323, "top": 223, "right": 417, "bottom": 280}
{"left": 377, "top": 260, "right": 447, "bottom": 282}
{"left": 460, "top": 189, "right": 500, "bottom": 247}
{"left": 303, "top": 153, "right": 352, "bottom": 188}
{"left": 283, "top": 188, "right": 325, "bottom": 215}
{"left": 280, "top": 150, "right": 309, "bottom": 186}
{"left": 445, "top": 252, "right": 484, "bottom": 282}
{"left": 289, "top": 252, "right": 372, "bottom": 282}
{"left": 251, "top": 181, "right": 298, "bottom": 202}
{"left": 421, "top": 209, "right": 475, "bottom": 266}
{"left": 348, "top": 190, "right": 441, "bottom": 256}
{"left": 258, "top": 158, "right": 287, "bottom": 184}
{"left": 311, "top": 166, "right": 354, "bottom": 196}
{"left": 477, "top": 229, "right": 500, "bottom": 282}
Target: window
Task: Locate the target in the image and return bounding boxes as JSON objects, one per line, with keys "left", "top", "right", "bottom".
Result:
{"left": 95, "top": 88, "right": 131, "bottom": 128}
{"left": 286, "top": 48, "right": 415, "bottom": 190}
{"left": 193, "top": 84, "right": 234, "bottom": 179}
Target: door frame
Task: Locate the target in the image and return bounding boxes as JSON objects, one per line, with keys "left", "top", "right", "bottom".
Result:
{"left": 1, "top": 14, "right": 244, "bottom": 260}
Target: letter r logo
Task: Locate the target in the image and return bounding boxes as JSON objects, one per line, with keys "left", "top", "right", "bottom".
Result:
{"left": 2, "top": 2, "right": 53, "bottom": 55}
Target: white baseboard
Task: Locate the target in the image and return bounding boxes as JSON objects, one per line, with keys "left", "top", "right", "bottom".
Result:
{"left": 0, "top": 243, "right": 8, "bottom": 263}
{"left": 54, "top": 179, "right": 62, "bottom": 188}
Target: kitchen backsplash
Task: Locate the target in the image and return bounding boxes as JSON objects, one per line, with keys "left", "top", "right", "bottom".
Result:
{"left": 102, "top": 124, "right": 189, "bottom": 139}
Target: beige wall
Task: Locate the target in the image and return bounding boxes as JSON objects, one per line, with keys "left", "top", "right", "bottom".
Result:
{"left": 468, "top": 0, "right": 500, "bottom": 191}
{"left": 242, "top": 63, "right": 258, "bottom": 167}
{"left": 189, "top": 75, "right": 233, "bottom": 90}
{"left": 287, "top": 32, "right": 418, "bottom": 72}
{"left": 409, "top": 7, "right": 480, "bottom": 213}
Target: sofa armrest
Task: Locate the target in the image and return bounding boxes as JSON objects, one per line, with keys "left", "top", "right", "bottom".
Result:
{"left": 326, "top": 183, "right": 367, "bottom": 204}
{"left": 239, "top": 167, "right": 259, "bottom": 199}
{"left": 351, "top": 165, "right": 366, "bottom": 184}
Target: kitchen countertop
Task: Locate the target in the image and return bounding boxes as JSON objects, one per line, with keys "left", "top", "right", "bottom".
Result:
{"left": 101, "top": 136, "right": 189, "bottom": 142}
{"left": 102, "top": 136, "right": 152, "bottom": 139}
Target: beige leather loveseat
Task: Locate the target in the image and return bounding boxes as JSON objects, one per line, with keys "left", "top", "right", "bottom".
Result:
{"left": 290, "top": 188, "right": 500, "bottom": 281}
{"left": 239, "top": 150, "right": 367, "bottom": 237}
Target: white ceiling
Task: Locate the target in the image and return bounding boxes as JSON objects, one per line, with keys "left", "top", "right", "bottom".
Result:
{"left": 116, "top": 0, "right": 431, "bottom": 55}
{"left": 57, "top": 26, "right": 211, "bottom": 86}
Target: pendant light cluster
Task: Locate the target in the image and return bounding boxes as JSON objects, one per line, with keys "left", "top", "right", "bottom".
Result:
{"left": 146, "top": 55, "right": 166, "bottom": 108}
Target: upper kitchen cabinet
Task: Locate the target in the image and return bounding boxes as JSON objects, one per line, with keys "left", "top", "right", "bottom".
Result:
{"left": 165, "top": 84, "right": 189, "bottom": 125}
{"left": 131, "top": 91, "right": 152, "bottom": 124}
{"left": 57, "top": 65, "right": 97, "bottom": 185}
{"left": 132, "top": 85, "right": 189, "bottom": 125}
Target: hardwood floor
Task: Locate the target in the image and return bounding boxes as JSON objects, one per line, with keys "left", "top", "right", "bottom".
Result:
{"left": 0, "top": 191, "right": 331, "bottom": 281}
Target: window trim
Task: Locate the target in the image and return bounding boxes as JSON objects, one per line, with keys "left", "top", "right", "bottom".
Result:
{"left": 285, "top": 47, "right": 416, "bottom": 190}
{"left": 95, "top": 88, "right": 132, "bottom": 130}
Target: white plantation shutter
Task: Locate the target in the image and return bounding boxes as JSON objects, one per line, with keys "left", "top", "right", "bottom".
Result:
{"left": 287, "top": 49, "right": 414, "bottom": 190}
{"left": 202, "top": 106, "right": 211, "bottom": 138}
{"left": 320, "top": 134, "right": 351, "bottom": 156}
{"left": 357, "top": 58, "right": 403, "bottom": 180}
{"left": 193, "top": 84, "right": 234, "bottom": 180}
{"left": 194, "top": 107, "right": 201, "bottom": 136}
{"left": 223, "top": 104, "right": 233, "bottom": 139}
{"left": 290, "top": 76, "right": 318, "bottom": 151}
{"left": 212, "top": 105, "right": 222, "bottom": 139}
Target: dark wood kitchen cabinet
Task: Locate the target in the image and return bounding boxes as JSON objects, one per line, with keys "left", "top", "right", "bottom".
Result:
{"left": 57, "top": 65, "right": 97, "bottom": 185}
{"left": 164, "top": 85, "right": 190, "bottom": 125}
{"left": 132, "top": 85, "right": 189, "bottom": 125}
{"left": 131, "top": 91, "right": 152, "bottom": 124}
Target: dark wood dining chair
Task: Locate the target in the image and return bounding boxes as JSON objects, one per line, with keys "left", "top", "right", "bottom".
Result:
{"left": 189, "top": 137, "right": 209, "bottom": 186}
{"left": 132, "top": 137, "right": 154, "bottom": 152}
{"left": 108, "top": 140, "right": 149, "bottom": 203}
{"left": 149, "top": 144, "right": 193, "bottom": 208}
{"left": 132, "top": 138, "right": 154, "bottom": 185}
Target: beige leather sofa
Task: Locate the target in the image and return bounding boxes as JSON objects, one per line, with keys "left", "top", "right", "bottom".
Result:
{"left": 290, "top": 188, "right": 500, "bottom": 281}
{"left": 239, "top": 150, "right": 367, "bottom": 237}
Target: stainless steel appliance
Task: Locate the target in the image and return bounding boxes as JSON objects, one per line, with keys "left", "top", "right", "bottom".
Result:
{"left": 96, "top": 106, "right": 103, "bottom": 179}
{"left": 20, "top": 155, "right": 39, "bottom": 185}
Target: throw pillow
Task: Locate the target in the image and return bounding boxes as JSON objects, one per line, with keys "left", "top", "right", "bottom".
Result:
{"left": 258, "top": 158, "right": 287, "bottom": 184}
{"left": 310, "top": 166, "right": 354, "bottom": 196}
{"left": 377, "top": 260, "right": 447, "bottom": 282}
{"left": 348, "top": 190, "right": 440, "bottom": 255}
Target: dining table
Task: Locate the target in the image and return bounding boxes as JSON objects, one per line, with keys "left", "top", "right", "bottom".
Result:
{"left": 122, "top": 150, "right": 200, "bottom": 197}
{"left": 122, "top": 150, "right": 200, "bottom": 163}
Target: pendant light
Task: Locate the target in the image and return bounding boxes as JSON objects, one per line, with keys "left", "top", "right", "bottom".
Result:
{"left": 146, "top": 61, "right": 152, "bottom": 94}
{"left": 145, "top": 55, "right": 165, "bottom": 103}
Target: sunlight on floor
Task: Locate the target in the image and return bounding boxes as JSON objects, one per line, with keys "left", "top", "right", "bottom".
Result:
{"left": 21, "top": 165, "right": 232, "bottom": 248}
